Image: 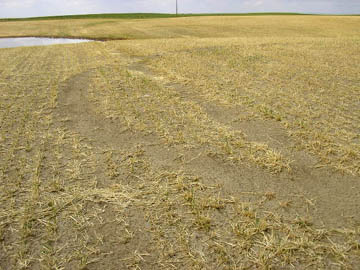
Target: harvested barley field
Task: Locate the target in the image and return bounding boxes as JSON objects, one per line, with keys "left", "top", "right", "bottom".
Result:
{"left": 0, "top": 16, "right": 360, "bottom": 270}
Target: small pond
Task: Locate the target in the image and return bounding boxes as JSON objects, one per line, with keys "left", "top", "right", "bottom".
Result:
{"left": 0, "top": 37, "right": 93, "bottom": 48}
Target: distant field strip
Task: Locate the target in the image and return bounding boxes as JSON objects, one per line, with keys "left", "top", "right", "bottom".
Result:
{"left": 0, "top": 12, "right": 310, "bottom": 21}
{"left": 1, "top": 16, "right": 359, "bottom": 40}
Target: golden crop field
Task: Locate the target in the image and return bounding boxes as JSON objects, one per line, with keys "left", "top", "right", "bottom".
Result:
{"left": 0, "top": 16, "right": 360, "bottom": 270}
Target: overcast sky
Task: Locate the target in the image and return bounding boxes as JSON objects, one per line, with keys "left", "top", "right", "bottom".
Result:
{"left": 0, "top": 0, "right": 359, "bottom": 18}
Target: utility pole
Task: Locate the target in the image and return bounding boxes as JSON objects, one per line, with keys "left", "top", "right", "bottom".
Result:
{"left": 176, "top": 0, "right": 178, "bottom": 16}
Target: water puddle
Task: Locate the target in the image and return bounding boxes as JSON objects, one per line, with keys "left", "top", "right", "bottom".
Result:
{"left": 0, "top": 37, "right": 94, "bottom": 48}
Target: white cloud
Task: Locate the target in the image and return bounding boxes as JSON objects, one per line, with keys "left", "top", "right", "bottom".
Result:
{"left": 0, "top": 0, "right": 36, "bottom": 8}
{"left": 254, "top": 1, "right": 264, "bottom": 7}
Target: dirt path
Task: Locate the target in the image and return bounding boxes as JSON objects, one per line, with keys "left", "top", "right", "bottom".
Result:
{"left": 124, "top": 55, "right": 360, "bottom": 229}
{"left": 57, "top": 56, "right": 360, "bottom": 229}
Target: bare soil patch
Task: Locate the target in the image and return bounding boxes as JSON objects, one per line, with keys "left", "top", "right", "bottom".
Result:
{"left": 58, "top": 55, "right": 360, "bottom": 230}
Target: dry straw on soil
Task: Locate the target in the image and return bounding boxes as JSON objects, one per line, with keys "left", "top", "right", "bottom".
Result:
{"left": 0, "top": 16, "right": 360, "bottom": 270}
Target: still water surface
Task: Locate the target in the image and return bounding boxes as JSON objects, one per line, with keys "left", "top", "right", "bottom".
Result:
{"left": 0, "top": 37, "right": 93, "bottom": 48}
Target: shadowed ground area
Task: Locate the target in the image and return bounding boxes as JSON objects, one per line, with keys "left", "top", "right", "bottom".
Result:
{"left": 0, "top": 16, "right": 360, "bottom": 270}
